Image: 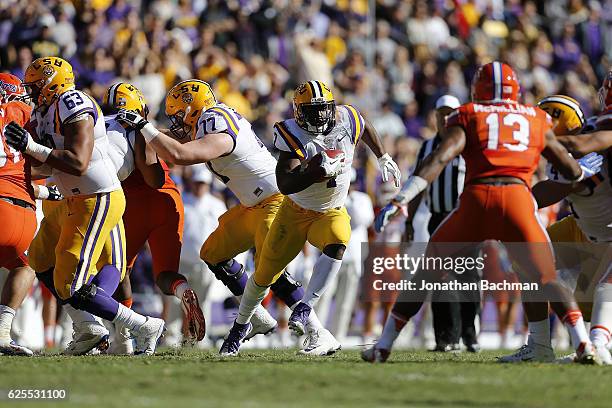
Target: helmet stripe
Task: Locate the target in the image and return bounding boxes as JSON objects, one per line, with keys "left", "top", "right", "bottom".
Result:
{"left": 493, "top": 62, "right": 502, "bottom": 101}
{"left": 308, "top": 80, "right": 320, "bottom": 99}
{"left": 107, "top": 82, "right": 122, "bottom": 107}
{"left": 315, "top": 81, "right": 324, "bottom": 98}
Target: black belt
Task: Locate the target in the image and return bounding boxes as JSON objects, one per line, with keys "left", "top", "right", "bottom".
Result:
{"left": 470, "top": 178, "right": 525, "bottom": 186}
{"left": 0, "top": 195, "right": 35, "bottom": 211}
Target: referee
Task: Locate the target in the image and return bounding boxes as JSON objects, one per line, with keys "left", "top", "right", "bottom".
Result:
{"left": 404, "top": 95, "right": 480, "bottom": 352}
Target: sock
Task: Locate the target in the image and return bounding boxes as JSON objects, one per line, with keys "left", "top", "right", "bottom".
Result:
{"left": 236, "top": 276, "right": 269, "bottom": 325}
{"left": 0, "top": 305, "right": 16, "bottom": 340}
{"left": 306, "top": 310, "right": 323, "bottom": 331}
{"left": 378, "top": 312, "right": 409, "bottom": 350}
{"left": 112, "top": 303, "right": 147, "bottom": 331}
{"left": 527, "top": 318, "right": 551, "bottom": 347}
{"left": 64, "top": 304, "right": 102, "bottom": 325}
{"left": 171, "top": 280, "right": 190, "bottom": 300}
{"left": 120, "top": 298, "right": 133, "bottom": 309}
{"left": 44, "top": 325, "right": 55, "bottom": 347}
{"left": 73, "top": 287, "right": 120, "bottom": 322}
{"left": 90, "top": 265, "right": 121, "bottom": 294}
{"left": 562, "top": 309, "right": 590, "bottom": 350}
{"left": 300, "top": 254, "right": 342, "bottom": 308}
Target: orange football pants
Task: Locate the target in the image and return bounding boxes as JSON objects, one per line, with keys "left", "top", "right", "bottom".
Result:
{"left": 0, "top": 199, "right": 36, "bottom": 269}
{"left": 429, "top": 183, "right": 556, "bottom": 284}
{"left": 123, "top": 188, "right": 184, "bottom": 277}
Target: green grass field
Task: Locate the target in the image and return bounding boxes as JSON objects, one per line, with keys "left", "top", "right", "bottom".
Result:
{"left": 0, "top": 349, "right": 609, "bottom": 408}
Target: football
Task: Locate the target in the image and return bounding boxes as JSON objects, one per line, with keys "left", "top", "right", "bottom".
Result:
{"left": 306, "top": 149, "right": 345, "bottom": 181}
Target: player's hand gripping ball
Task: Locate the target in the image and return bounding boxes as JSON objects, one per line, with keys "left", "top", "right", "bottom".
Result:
{"left": 307, "top": 149, "right": 346, "bottom": 181}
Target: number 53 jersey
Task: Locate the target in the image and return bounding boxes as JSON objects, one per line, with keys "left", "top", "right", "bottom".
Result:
{"left": 446, "top": 102, "right": 552, "bottom": 186}
{"left": 30, "top": 89, "right": 121, "bottom": 196}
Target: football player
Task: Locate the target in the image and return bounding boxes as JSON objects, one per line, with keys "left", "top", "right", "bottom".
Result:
{"left": 116, "top": 79, "right": 338, "bottom": 355}
{"left": 219, "top": 80, "right": 401, "bottom": 356}
{"left": 0, "top": 73, "right": 38, "bottom": 356}
{"left": 3, "top": 57, "right": 164, "bottom": 355}
{"left": 365, "top": 62, "right": 600, "bottom": 364}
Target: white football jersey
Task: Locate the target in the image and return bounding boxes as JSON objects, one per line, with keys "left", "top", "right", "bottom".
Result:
{"left": 105, "top": 114, "right": 136, "bottom": 182}
{"left": 273, "top": 104, "right": 364, "bottom": 212}
{"left": 31, "top": 90, "right": 120, "bottom": 196}
{"left": 194, "top": 103, "right": 278, "bottom": 207}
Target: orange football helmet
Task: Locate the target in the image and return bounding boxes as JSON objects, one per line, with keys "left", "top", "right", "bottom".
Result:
{"left": 0, "top": 73, "right": 26, "bottom": 104}
{"left": 471, "top": 62, "right": 520, "bottom": 103}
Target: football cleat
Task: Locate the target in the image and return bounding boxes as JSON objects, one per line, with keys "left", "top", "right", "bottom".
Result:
{"left": 0, "top": 339, "right": 34, "bottom": 356}
{"left": 575, "top": 342, "right": 602, "bottom": 365}
{"left": 219, "top": 321, "right": 252, "bottom": 357}
{"left": 181, "top": 289, "right": 206, "bottom": 344}
{"left": 594, "top": 343, "right": 612, "bottom": 365}
{"left": 108, "top": 325, "right": 134, "bottom": 355}
{"left": 298, "top": 327, "right": 341, "bottom": 356}
{"left": 64, "top": 321, "right": 110, "bottom": 356}
{"left": 245, "top": 307, "right": 277, "bottom": 341}
{"left": 133, "top": 317, "right": 165, "bottom": 356}
{"left": 497, "top": 339, "right": 555, "bottom": 363}
{"left": 288, "top": 302, "right": 311, "bottom": 336}
{"left": 361, "top": 344, "right": 391, "bottom": 363}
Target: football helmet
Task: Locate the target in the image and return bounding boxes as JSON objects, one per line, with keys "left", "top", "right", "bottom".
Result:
{"left": 598, "top": 68, "right": 612, "bottom": 110}
{"left": 471, "top": 61, "right": 520, "bottom": 103}
{"left": 23, "top": 57, "right": 75, "bottom": 108}
{"left": 103, "top": 82, "right": 149, "bottom": 118}
{"left": 0, "top": 73, "right": 26, "bottom": 104}
{"left": 537, "top": 95, "right": 585, "bottom": 135}
{"left": 293, "top": 80, "right": 336, "bottom": 134}
{"left": 165, "top": 79, "right": 216, "bottom": 140}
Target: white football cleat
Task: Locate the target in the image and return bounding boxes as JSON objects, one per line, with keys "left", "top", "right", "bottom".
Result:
{"left": 64, "top": 321, "right": 110, "bottom": 356}
{"left": 361, "top": 344, "right": 391, "bottom": 363}
{"left": 245, "top": 307, "right": 277, "bottom": 341}
{"left": 497, "top": 339, "right": 555, "bottom": 363}
{"left": 594, "top": 343, "right": 612, "bottom": 365}
{"left": 0, "top": 338, "right": 34, "bottom": 356}
{"left": 575, "top": 342, "right": 602, "bottom": 365}
{"left": 108, "top": 325, "right": 134, "bottom": 355}
{"left": 133, "top": 317, "right": 165, "bottom": 355}
{"left": 298, "top": 327, "right": 341, "bottom": 356}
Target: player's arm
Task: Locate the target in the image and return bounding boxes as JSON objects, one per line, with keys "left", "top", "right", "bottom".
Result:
{"left": 361, "top": 117, "right": 401, "bottom": 187}
{"left": 275, "top": 151, "right": 327, "bottom": 195}
{"left": 531, "top": 180, "right": 583, "bottom": 209}
{"left": 557, "top": 130, "right": 612, "bottom": 156}
{"left": 133, "top": 132, "right": 165, "bottom": 189}
{"left": 541, "top": 129, "right": 583, "bottom": 182}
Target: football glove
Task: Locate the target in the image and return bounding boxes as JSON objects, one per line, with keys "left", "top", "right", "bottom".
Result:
{"left": 547, "top": 152, "right": 603, "bottom": 183}
{"left": 320, "top": 150, "right": 346, "bottom": 178}
{"left": 36, "top": 185, "right": 64, "bottom": 201}
{"left": 116, "top": 109, "right": 149, "bottom": 131}
{"left": 4, "top": 121, "right": 29, "bottom": 152}
{"left": 374, "top": 202, "right": 407, "bottom": 233}
{"left": 378, "top": 153, "right": 401, "bottom": 188}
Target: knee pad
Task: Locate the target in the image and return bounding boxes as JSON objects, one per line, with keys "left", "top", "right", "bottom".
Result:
{"left": 69, "top": 283, "right": 98, "bottom": 310}
{"left": 206, "top": 259, "right": 246, "bottom": 296}
{"left": 270, "top": 271, "right": 303, "bottom": 307}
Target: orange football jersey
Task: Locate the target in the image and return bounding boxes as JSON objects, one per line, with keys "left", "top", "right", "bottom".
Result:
{"left": 121, "top": 158, "right": 178, "bottom": 194}
{"left": 0, "top": 101, "right": 35, "bottom": 205}
{"left": 446, "top": 102, "right": 552, "bottom": 186}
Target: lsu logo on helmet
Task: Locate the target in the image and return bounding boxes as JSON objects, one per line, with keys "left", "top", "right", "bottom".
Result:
{"left": 165, "top": 79, "right": 216, "bottom": 140}
{"left": 24, "top": 56, "right": 75, "bottom": 108}
{"left": 537, "top": 95, "right": 585, "bottom": 135}
{"left": 293, "top": 80, "right": 336, "bottom": 134}
{"left": 104, "top": 82, "right": 148, "bottom": 117}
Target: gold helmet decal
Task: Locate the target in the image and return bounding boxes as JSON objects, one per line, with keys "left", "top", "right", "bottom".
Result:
{"left": 165, "top": 79, "right": 216, "bottom": 140}
{"left": 293, "top": 80, "right": 336, "bottom": 134}
{"left": 24, "top": 57, "right": 75, "bottom": 108}
{"left": 537, "top": 95, "right": 585, "bottom": 135}
{"left": 104, "top": 82, "right": 148, "bottom": 117}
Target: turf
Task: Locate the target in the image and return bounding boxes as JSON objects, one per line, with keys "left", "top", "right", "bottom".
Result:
{"left": 0, "top": 349, "right": 609, "bottom": 408}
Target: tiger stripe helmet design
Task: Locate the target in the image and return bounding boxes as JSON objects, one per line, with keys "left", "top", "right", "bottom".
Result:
{"left": 598, "top": 68, "right": 612, "bottom": 110}
{"left": 24, "top": 57, "right": 75, "bottom": 108}
{"left": 165, "top": 79, "right": 216, "bottom": 140}
{"left": 104, "top": 82, "right": 148, "bottom": 118}
{"left": 293, "top": 80, "right": 336, "bottom": 134}
{"left": 537, "top": 95, "right": 585, "bottom": 135}
{"left": 471, "top": 61, "right": 520, "bottom": 103}
{"left": 0, "top": 73, "right": 26, "bottom": 104}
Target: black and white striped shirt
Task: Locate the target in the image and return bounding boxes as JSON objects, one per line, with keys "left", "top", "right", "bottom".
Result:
{"left": 416, "top": 134, "right": 466, "bottom": 214}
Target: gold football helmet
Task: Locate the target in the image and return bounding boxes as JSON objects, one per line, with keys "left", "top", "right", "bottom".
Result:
{"left": 165, "top": 79, "right": 216, "bottom": 139}
{"left": 23, "top": 57, "right": 75, "bottom": 108}
{"left": 537, "top": 95, "right": 585, "bottom": 135}
{"left": 103, "top": 82, "right": 148, "bottom": 118}
{"left": 293, "top": 80, "right": 335, "bottom": 134}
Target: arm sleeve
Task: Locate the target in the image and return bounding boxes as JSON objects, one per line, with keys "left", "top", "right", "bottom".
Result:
{"left": 341, "top": 105, "right": 365, "bottom": 144}
{"left": 57, "top": 90, "right": 97, "bottom": 124}
{"left": 273, "top": 122, "right": 294, "bottom": 152}
{"left": 197, "top": 108, "right": 238, "bottom": 140}
{"left": 444, "top": 106, "right": 467, "bottom": 131}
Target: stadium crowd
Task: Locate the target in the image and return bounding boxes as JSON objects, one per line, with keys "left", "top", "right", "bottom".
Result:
{"left": 0, "top": 0, "right": 611, "bottom": 350}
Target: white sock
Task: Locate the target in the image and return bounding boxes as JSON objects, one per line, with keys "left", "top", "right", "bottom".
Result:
{"left": 527, "top": 318, "right": 551, "bottom": 347}
{"left": 377, "top": 312, "right": 409, "bottom": 350}
{"left": 563, "top": 310, "right": 590, "bottom": 350}
{"left": 590, "top": 283, "right": 612, "bottom": 347}
{"left": 112, "top": 304, "right": 147, "bottom": 331}
{"left": 64, "top": 304, "right": 104, "bottom": 325}
{"left": 173, "top": 281, "right": 190, "bottom": 300}
{"left": 44, "top": 326, "right": 55, "bottom": 346}
{"left": 301, "top": 254, "right": 342, "bottom": 308}
{"left": 236, "top": 276, "right": 269, "bottom": 325}
{"left": 0, "top": 305, "right": 16, "bottom": 340}
{"left": 306, "top": 310, "right": 323, "bottom": 331}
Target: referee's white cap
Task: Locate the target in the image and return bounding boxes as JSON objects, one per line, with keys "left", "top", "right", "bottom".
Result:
{"left": 435, "top": 95, "right": 461, "bottom": 110}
